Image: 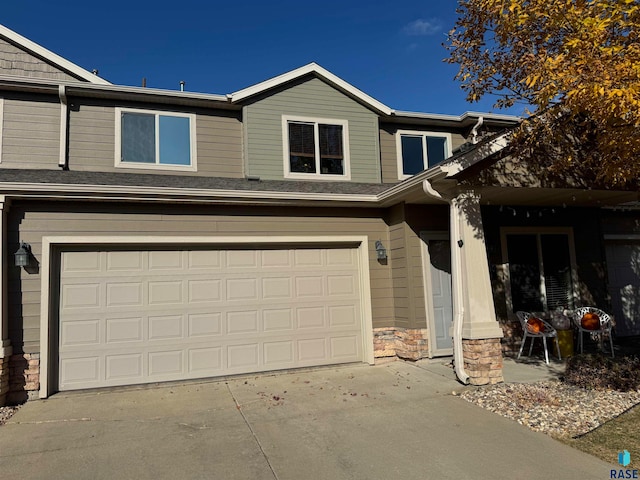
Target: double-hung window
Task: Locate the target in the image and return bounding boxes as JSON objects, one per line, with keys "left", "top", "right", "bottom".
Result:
{"left": 116, "top": 108, "right": 196, "bottom": 171}
{"left": 283, "top": 115, "right": 350, "bottom": 179}
{"left": 396, "top": 130, "right": 452, "bottom": 179}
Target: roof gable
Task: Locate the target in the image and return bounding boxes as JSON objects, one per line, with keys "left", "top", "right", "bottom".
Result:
{"left": 229, "top": 62, "right": 393, "bottom": 116}
{"left": 0, "top": 24, "right": 111, "bottom": 85}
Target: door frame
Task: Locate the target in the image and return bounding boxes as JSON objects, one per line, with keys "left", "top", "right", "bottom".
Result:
{"left": 39, "top": 235, "right": 375, "bottom": 398}
{"left": 420, "top": 231, "right": 453, "bottom": 358}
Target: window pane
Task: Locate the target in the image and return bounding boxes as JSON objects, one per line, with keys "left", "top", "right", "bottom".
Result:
{"left": 289, "top": 122, "right": 316, "bottom": 173}
{"left": 401, "top": 135, "right": 424, "bottom": 175}
{"left": 541, "top": 234, "right": 573, "bottom": 309}
{"left": 319, "top": 124, "right": 343, "bottom": 174}
{"left": 319, "top": 124, "right": 343, "bottom": 156}
{"left": 121, "top": 113, "right": 155, "bottom": 163}
{"left": 426, "top": 136, "right": 447, "bottom": 167}
{"left": 507, "top": 234, "right": 544, "bottom": 311}
{"left": 159, "top": 115, "right": 191, "bottom": 166}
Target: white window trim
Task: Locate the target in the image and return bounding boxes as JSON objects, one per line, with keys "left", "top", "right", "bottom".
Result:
{"left": 282, "top": 115, "right": 351, "bottom": 181}
{"left": 396, "top": 130, "right": 452, "bottom": 180}
{"left": 115, "top": 107, "right": 197, "bottom": 172}
{"left": 500, "top": 226, "right": 578, "bottom": 317}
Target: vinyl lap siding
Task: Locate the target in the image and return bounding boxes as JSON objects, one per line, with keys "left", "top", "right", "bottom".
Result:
{"left": 245, "top": 77, "right": 381, "bottom": 183}
{"left": 0, "top": 38, "right": 79, "bottom": 82}
{"left": 1, "top": 97, "right": 59, "bottom": 168}
{"left": 8, "top": 202, "right": 394, "bottom": 354}
{"left": 68, "top": 103, "right": 243, "bottom": 177}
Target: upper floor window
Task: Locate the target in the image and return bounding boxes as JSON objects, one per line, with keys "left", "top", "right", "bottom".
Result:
{"left": 115, "top": 108, "right": 196, "bottom": 171}
{"left": 396, "top": 130, "right": 452, "bottom": 179}
{"left": 282, "top": 115, "right": 350, "bottom": 180}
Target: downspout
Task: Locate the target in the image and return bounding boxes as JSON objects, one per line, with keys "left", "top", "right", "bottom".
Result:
{"left": 470, "top": 116, "right": 483, "bottom": 145}
{"left": 58, "top": 85, "right": 68, "bottom": 169}
{"left": 423, "top": 178, "right": 469, "bottom": 384}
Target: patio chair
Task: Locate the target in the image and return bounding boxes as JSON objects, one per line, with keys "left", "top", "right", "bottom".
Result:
{"left": 516, "top": 311, "right": 561, "bottom": 364}
{"left": 572, "top": 307, "right": 615, "bottom": 357}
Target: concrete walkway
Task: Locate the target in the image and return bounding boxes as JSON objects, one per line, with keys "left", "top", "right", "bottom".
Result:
{"left": 0, "top": 360, "right": 611, "bottom": 480}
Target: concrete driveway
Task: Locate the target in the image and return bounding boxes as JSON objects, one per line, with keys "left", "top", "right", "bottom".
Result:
{"left": 0, "top": 361, "right": 612, "bottom": 479}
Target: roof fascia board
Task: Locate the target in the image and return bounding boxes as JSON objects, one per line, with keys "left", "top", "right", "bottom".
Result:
{"left": 392, "top": 110, "right": 521, "bottom": 124}
{"left": 230, "top": 63, "right": 394, "bottom": 116}
{"left": 0, "top": 74, "right": 233, "bottom": 108}
{"left": 0, "top": 24, "right": 111, "bottom": 85}
{"left": 0, "top": 182, "right": 380, "bottom": 205}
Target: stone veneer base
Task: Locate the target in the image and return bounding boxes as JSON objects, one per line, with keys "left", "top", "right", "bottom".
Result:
{"left": 0, "top": 355, "right": 9, "bottom": 407}
{"left": 8, "top": 353, "right": 40, "bottom": 405}
{"left": 373, "top": 327, "right": 430, "bottom": 361}
{"left": 462, "top": 338, "right": 504, "bottom": 385}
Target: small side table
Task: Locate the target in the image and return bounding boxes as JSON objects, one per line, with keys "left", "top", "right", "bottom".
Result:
{"left": 554, "top": 329, "right": 574, "bottom": 358}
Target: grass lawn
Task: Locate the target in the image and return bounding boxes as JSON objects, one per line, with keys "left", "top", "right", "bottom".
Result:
{"left": 559, "top": 404, "right": 640, "bottom": 469}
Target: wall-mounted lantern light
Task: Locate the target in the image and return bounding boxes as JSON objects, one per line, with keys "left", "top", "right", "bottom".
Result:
{"left": 14, "top": 241, "right": 31, "bottom": 267}
{"left": 375, "top": 240, "right": 387, "bottom": 261}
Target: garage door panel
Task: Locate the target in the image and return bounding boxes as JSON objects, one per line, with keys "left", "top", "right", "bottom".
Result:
{"left": 263, "top": 309, "right": 294, "bottom": 332}
{"left": 107, "top": 251, "right": 143, "bottom": 271}
{"left": 106, "top": 282, "right": 143, "bottom": 307}
{"left": 188, "top": 279, "right": 223, "bottom": 303}
{"left": 106, "top": 317, "right": 144, "bottom": 343}
{"left": 61, "top": 283, "right": 101, "bottom": 309}
{"left": 59, "top": 247, "right": 364, "bottom": 391}
{"left": 188, "top": 312, "right": 223, "bottom": 337}
{"left": 61, "top": 319, "right": 100, "bottom": 346}
{"left": 105, "top": 353, "right": 143, "bottom": 380}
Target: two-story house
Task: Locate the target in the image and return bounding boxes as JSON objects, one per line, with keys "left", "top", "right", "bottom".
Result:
{"left": 0, "top": 24, "right": 638, "bottom": 405}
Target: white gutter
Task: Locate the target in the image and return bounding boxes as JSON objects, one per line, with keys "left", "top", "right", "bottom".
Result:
{"left": 58, "top": 85, "right": 68, "bottom": 168}
{"left": 422, "top": 178, "right": 469, "bottom": 385}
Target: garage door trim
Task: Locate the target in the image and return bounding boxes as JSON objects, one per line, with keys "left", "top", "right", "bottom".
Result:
{"left": 40, "top": 235, "right": 374, "bottom": 398}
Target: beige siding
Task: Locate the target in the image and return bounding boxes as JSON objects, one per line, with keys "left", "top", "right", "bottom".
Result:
{"left": 67, "top": 101, "right": 243, "bottom": 177}
{"left": 245, "top": 77, "right": 381, "bottom": 183}
{"left": 379, "top": 123, "right": 467, "bottom": 184}
{"left": 8, "top": 202, "right": 394, "bottom": 353}
{"left": 1, "top": 96, "right": 60, "bottom": 168}
{"left": 0, "top": 38, "right": 80, "bottom": 82}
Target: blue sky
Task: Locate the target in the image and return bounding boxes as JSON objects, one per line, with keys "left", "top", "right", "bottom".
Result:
{"left": 2, "top": 1, "right": 524, "bottom": 116}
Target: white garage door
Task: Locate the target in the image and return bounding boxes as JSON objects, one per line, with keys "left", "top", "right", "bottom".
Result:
{"left": 58, "top": 247, "right": 363, "bottom": 391}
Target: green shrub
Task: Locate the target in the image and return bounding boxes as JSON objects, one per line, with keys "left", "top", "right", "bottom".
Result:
{"left": 564, "top": 354, "right": 640, "bottom": 392}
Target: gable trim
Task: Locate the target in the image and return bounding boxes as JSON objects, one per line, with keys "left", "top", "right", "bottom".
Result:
{"left": 229, "top": 63, "right": 394, "bottom": 116}
{"left": 0, "top": 24, "right": 111, "bottom": 85}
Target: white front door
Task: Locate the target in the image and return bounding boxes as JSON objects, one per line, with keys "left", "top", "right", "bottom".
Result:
{"left": 421, "top": 233, "right": 453, "bottom": 356}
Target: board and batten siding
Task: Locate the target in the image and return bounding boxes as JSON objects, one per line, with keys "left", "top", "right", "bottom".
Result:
{"left": 67, "top": 102, "right": 244, "bottom": 177}
{"left": 244, "top": 77, "right": 381, "bottom": 183}
{"left": 0, "top": 38, "right": 79, "bottom": 82}
{"left": 8, "top": 202, "right": 394, "bottom": 354}
{"left": 379, "top": 123, "right": 467, "bottom": 184}
{"left": 1, "top": 96, "right": 60, "bottom": 168}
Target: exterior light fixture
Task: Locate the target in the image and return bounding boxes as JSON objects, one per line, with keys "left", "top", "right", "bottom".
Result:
{"left": 375, "top": 240, "right": 387, "bottom": 261}
{"left": 14, "top": 241, "right": 31, "bottom": 267}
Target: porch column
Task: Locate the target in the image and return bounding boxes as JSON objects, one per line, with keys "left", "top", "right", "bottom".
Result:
{"left": 452, "top": 192, "right": 504, "bottom": 385}
{"left": 0, "top": 197, "right": 12, "bottom": 405}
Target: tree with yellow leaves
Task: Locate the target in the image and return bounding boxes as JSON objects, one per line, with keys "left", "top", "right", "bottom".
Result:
{"left": 446, "top": 0, "right": 640, "bottom": 187}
